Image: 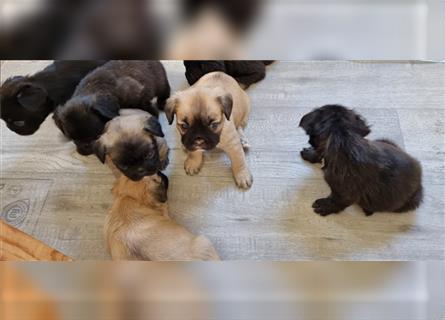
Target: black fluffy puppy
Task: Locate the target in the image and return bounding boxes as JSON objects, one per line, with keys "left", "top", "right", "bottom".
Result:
{"left": 184, "top": 60, "right": 273, "bottom": 89}
{"left": 0, "top": 60, "right": 106, "bottom": 135}
{"left": 299, "top": 105, "right": 423, "bottom": 216}
{"left": 53, "top": 60, "right": 170, "bottom": 155}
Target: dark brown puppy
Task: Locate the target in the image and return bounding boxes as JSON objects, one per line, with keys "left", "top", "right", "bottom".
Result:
{"left": 183, "top": 60, "right": 273, "bottom": 89}
{"left": 300, "top": 105, "right": 423, "bottom": 216}
{"left": 53, "top": 60, "right": 170, "bottom": 155}
{"left": 0, "top": 60, "right": 106, "bottom": 135}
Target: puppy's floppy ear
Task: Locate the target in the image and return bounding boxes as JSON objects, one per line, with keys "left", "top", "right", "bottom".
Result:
{"left": 90, "top": 95, "right": 120, "bottom": 120}
{"left": 164, "top": 96, "right": 177, "bottom": 125}
{"left": 93, "top": 139, "right": 107, "bottom": 164}
{"left": 217, "top": 93, "right": 233, "bottom": 120}
{"left": 299, "top": 110, "right": 318, "bottom": 133}
{"left": 351, "top": 113, "right": 371, "bottom": 137}
{"left": 144, "top": 117, "right": 164, "bottom": 137}
{"left": 17, "top": 84, "right": 47, "bottom": 111}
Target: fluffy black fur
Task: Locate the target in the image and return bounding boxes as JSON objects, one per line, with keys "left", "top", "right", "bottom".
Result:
{"left": 183, "top": 60, "right": 273, "bottom": 89}
{"left": 299, "top": 105, "right": 423, "bottom": 216}
{"left": 53, "top": 60, "right": 170, "bottom": 155}
{"left": 0, "top": 60, "right": 106, "bottom": 135}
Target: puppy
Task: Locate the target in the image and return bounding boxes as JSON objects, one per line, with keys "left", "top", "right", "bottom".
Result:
{"left": 0, "top": 60, "right": 106, "bottom": 135}
{"left": 107, "top": 171, "right": 220, "bottom": 261}
{"left": 184, "top": 60, "right": 273, "bottom": 89}
{"left": 166, "top": 71, "right": 253, "bottom": 189}
{"left": 53, "top": 60, "right": 170, "bottom": 155}
{"left": 300, "top": 105, "right": 423, "bottom": 216}
{"left": 94, "top": 109, "right": 169, "bottom": 181}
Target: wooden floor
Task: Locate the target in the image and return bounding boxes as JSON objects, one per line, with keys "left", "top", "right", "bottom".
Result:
{"left": 1, "top": 61, "right": 444, "bottom": 260}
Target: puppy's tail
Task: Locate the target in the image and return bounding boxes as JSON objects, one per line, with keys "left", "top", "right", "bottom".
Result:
{"left": 395, "top": 185, "right": 423, "bottom": 212}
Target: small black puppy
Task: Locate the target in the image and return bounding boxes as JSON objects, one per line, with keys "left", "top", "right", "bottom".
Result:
{"left": 0, "top": 60, "right": 106, "bottom": 135}
{"left": 53, "top": 60, "right": 170, "bottom": 155}
{"left": 183, "top": 60, "right": 273, "bottom": 89}
{"left": 299, "top": 105, "right": 423, "bottom": 216}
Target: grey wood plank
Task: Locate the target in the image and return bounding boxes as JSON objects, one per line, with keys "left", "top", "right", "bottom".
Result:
{"left": 1, "top": 61, "right": 444, "bottom": 260}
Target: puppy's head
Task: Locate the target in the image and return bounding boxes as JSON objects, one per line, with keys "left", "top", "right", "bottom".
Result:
{"left": 112, "top": 171, "right": 169, "bottom": 205}
{"left": 53, "top": 95, "right": 120, "bottom": 155}
{"left": 1, "top": 76, "right": 52, "bottom": 135}
{"left": 299, "top": 104, "right": 370, "bottom": 147}
{"left": 165, "top": 88, "right": 232, "bottom": 151}
{"left": 94, "top": 109, "right": 169, "bottom": 181}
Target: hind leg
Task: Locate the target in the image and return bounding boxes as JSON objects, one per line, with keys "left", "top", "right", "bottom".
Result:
{"left": 395, "top": 186, "right": 423, "bottom": 212}
{"left": 312, "top": 192, "right": 352, "bottom": 216}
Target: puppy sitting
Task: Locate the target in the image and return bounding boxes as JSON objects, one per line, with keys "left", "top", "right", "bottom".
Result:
{"left": 300, "top": 105, "right": 423, "bottom": 216}
{"left": 94, "top": 109, "right": 169, "bottom": 181}
{"left": 53, "top": 60, "right": 170, "bottom": 155}
{"left": 184, "top": 60, "right": 273, "bottom": 89}
{"left": 107, "top": 172, "right": 220, "bottom": 261}
{"left": 0, "top": 60, "right": 106, "bottom": 135}
{"left": 166, "top": 71, "right": 253, "bottom": 189}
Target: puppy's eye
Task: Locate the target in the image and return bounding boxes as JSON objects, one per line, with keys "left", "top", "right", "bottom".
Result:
{"left": 180, "top": 123, "right": 189, "bottom": 130}
{"left": 145, "top": 150, "right": 155, "bottom": 159}
{"left": 209, "top": 122, "right": 220, "bottom": 130}
{"left": 119, "top": 164, "right": 128, "bottom": 171}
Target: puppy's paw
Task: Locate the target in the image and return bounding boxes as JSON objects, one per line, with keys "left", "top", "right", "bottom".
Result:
{"left": 234, "top": 168, "right": 253, "bottom": 189}
{"left": 301, "top": 148, "right": 322, "bottom": 163}
{"left": 192, "top": 236, "right": 220, "bottom": 261}
{"left": 184, "top": 157, "right": 203, "bottom": 175}
{"left": 312, "top": 198, "right": 342, "bottom": 216}
{"left": 240, "top": 137, "right": 251, "bottom": 150}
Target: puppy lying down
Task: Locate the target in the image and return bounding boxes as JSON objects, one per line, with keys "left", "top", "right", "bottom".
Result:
{"left": 107, "top": 172, "right": 220, "bottom": 261}
{"left": 300, "top": 105, "right": 423, "bottom": 216}
{"left": 101, "top": 110, "right": 219, "bottom": 261}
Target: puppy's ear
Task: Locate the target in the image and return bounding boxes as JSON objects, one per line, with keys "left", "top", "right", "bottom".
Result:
{"left": 17, "top": 84, "right": 47, "bottom": 111}
{"left": 144, "top": 117, "right": 164, "bottom": 137}
{"left": 93, "top": 140, "right": 107, "bottom": 164}
{"left": 299, "top": 110, "right": 318, "bottom": 133}
{"left": 217, "top": 93, "right": 233, "bottom": 120}
{"left": 352, "top": 113, "right": 371, "bottom": 137}
{"left": 164, "top": 97, "right": 177, "bottom": 125}
{"left": 91, "top": 95, "right": 120, "bottom": 120}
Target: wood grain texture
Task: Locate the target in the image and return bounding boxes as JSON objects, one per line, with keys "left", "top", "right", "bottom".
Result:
{"left": 0, "top": 220, "right": 70, "bottom": 261}
{"left": 1, "top": 61, "right": 444, "bottom": 260}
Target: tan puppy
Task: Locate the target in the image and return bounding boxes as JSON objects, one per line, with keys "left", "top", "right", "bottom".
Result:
{"left": 107, "top": 173, "right": 220, "bottom": 261}
{"left": 99, "top": 109, "right": 220, "bottom": 261}
{"left": 165, "top": 71, "right": 253, "bottom": 189}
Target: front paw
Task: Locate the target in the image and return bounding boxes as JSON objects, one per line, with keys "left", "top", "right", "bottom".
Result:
{"left": 312, "top": 198, "right": 342, "bottom": 216}
{"left": 234, "top": 167, "right": 253, "bottom": 189}
{"left": 300, "top": 148, "right": 322, "bottom": 163}
{"left": 184, "top": 157, "right": 202, "bottom": 175}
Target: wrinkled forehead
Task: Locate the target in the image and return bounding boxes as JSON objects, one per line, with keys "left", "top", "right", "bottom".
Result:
{"left": 111, "top": 136, "right": 155, "bottom": 162}
{"left": 176, "top": 92, "right": 222, "bottom": 123}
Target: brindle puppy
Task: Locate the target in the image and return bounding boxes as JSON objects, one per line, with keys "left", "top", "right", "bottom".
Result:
{"left": 165, "top": 71, "right": 253, "bottom": 189}
{"left": 53, "top": 60, "right": 170, "bottom": 155}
